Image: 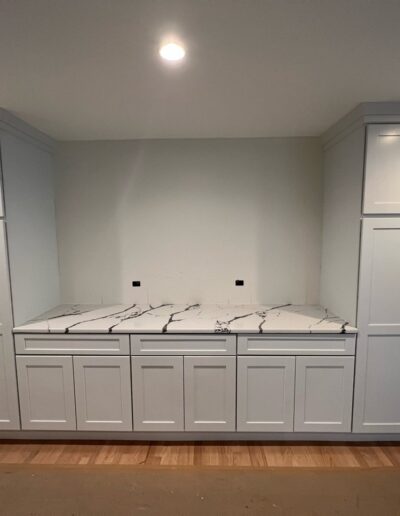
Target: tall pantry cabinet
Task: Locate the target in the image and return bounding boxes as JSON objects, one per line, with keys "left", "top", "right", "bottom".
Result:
{"left": 320, "top": 103, "right": 400, "bottom": 433}
{"left": 0, "top": 110, "right": 60, "bottom": 429}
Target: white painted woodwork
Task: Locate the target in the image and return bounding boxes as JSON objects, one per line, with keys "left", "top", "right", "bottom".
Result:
{"left": 238, "top": 334, "right": 355, "bottom": 356}
{"left": 0, "top": 222, "right": 20, "bottom": 429}
{"left": 131, "top": 334, "right": 236, "bottom": 355}
{"left": 354, "top": 335, "right": 400, "bottom": 433}
{"left": 0, "top": 130, "right": 60, "bottom": 325}
{"left": 131, "top": 356, "right": 184, "bottom": 431}
{"left": 74, "top": 356, "right": 132, "bottom": 431}
{"left": 16, "top": 355, "right": 76, "bottom": 430}
{"left": 294, "top": 356, "right": 354, "bottom": 432}
{"left": 320, "top": 126, "right": 364, "bottom": 326}
{"left": 357, "top": 218, "right": 400, "bottom": 335}
{"left": 237, "top": 356, "right": 295, "bottom": 432}
{"left": 364, "top": 124, "right": 400, "bottom": 214}
{"left": 15, "top": 334, "right": 130, "bottom": 355}
{"left": 354, "top": 218, "right": 400, "bottom": 432}
{"left": 184, "top": 356, "right": 236, "bottom": 431}
{"left": 0, "top": 179, "right": 3, "bottom": 218}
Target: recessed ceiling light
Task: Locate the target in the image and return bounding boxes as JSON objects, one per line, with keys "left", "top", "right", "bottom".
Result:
{"left": 159, "top": 42, "right": 186, "bottom": 62}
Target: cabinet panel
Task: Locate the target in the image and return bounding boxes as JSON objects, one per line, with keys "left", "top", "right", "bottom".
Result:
{"left": 74, "top": 356, "right": 132, "bottom": 431}
{"left": 237, "top": 356, "right": 295, "bottom": 431}
{"left": 16, "top": 355, "right": 76, "bottom": 430}
{"left": 184, "top": 356, "right": 236, "bottom": 431}
{"left": 238, "top": 334, "right": 355, "bottom": 355}
{"left": 15, "top": 333, "right": 130, "bottom": 355}
{"left": 0, "top": 223, "right": 20, "bottom": 429}
{"left": 131, "top": 356, "right": 183, "bottom": 431}
{"left": 353, "top": 335, "right": 400, "bottom": 433}
{"left": 294, "top": 356, "right": 354, "bottom": 432}
{"left": 364, "top": 124, "right": 400, "bottom": 214}
{"left": 131, "top": 334, "right": 236, "bottom": 355}
{"left": 357, "top": 218, "right": 400, "bottom": 334}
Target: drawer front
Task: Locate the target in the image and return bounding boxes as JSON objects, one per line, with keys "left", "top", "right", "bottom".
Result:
{"left": 14, "top": 334, "right": 130, "bottom": 355}
{"left": 131, "top": 334, "right": 236, "bottom": 355}
{"left": 238, "top": 334, "right": 355, "bottom": 356}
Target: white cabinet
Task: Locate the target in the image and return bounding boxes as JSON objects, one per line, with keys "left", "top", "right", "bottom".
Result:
{"left": 184, "top": 356, "right": 236, "bottom": 431}
{"left": 354, "top": 335, "right": 400, "bottom": 433}
{"left": 364, "top": 124, "right": 400, "bottom": 214}
{"left": 131, "top": 356, "right": 184, "bottom": 431}
{"left": 237, "top": 356, "right": 295, "bottom": 432}
{"left": 17, "top": 355, "right": 76, "bottom": 430}
{"left": 0, "top": 223, "right": 20, "bottom": 429}
{"left": 0, "top": 330, "right": 19, "bottom": 429}
{"left": 74, "top": 356, "right": 132, "bottom": 431}
{"left": 354, "top": 217, "right": 400, "bottom": 432}
{"left": 294, "top": 356, "right": 354, "bottom": 432}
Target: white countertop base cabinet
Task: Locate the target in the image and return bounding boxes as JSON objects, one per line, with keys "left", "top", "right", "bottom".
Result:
{"left": 16, "top": 355, "right": 76, "bottom": 431}
{"left": 74, "top": 356, "right": 132, "bottom": 431}
{"left": 237, "top": 356, "right": 295, "bottom": 432}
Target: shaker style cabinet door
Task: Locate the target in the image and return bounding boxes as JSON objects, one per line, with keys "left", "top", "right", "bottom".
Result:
{"left": 364, "top": 124, "right": 400, "bottom": 214}
{"left": 237, "top": 356, "right": 295, "bottom": 432}
{"left": 131, "top": 356, "right": 184, "bottom": 431}
{"left": 184, "top": 356, "right": 236, "bottom": 431}
{"left": 74, "top": 356, "right": 132, "bottom": 431}
{"left": 354, "top": 218, "right": 400, "bottom": 432}
{"left": 294, "top": 356, "right": 354, "bottom": 432}
{"left": 16, "top": 355, "right": 76, "bottom": 430}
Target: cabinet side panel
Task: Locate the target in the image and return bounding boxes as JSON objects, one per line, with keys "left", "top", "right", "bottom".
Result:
{"left": 320, "top": 127, "right": 364, "bottom": 325}
{"left": 0, "top": 131, "right": 60, "bottom": 325}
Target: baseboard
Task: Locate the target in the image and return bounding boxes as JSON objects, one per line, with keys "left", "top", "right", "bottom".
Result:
{"left": 0, "top": 431, "right": 400, "bottom": 442}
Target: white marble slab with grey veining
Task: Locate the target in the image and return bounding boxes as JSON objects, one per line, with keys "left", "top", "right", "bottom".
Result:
{"left": 13, "top": 303, "right": 357, "bottom": 334}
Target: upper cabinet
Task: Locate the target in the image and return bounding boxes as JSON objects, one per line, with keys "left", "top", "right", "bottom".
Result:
{"left": 364, "top": 124, "right": 400, "bottom": 214}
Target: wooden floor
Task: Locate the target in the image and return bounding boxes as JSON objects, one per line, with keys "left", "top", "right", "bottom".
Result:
{"left": 0, "top": 442, "right": 399, "bottom": 468}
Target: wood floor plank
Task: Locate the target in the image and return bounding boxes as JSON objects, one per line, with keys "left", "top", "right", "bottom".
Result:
{"left": 0, "top": 441, "right": 398, "bottom": 468}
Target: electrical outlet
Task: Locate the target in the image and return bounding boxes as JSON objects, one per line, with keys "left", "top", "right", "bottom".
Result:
{"left": 235, "top": 280, "right": 244, "bottom": 286}
{"left": 132, "top": 281, "right": 141, "bottom": 287}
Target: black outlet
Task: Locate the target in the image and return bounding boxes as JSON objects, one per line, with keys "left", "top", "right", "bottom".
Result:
{"left": 132, "top": 281, "right": 141, "bottom": 287}
{"left": 235, "top": 279, "right": 244, "bottom": 286}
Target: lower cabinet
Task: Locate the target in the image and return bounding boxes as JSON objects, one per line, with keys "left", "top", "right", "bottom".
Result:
{"left": 74, "top": 356, "right": 132, "bottom": 431}
{"left": 131, "top": 356, "right": 184, "bottom": 431}
{"left": 17, "top": 355, "right": 133, "bottom": 431}
{"left": 294, "top": 356, "right": 354, "bottom": 432}
{"left": 17, "top": 355, "right": 76, "bottom": 430}
{"left": 353, "top": 335, "right": 400, "bottom": 433}
{"left": 131, "top": 355, "right": 236, "bottom": 432}
{"left": 237, "top": 356, "right": 295, "bottom": 432}
{"left": 184, "top": 356, "right": 236, "bottom": 431}
{"left": 236, "top": 355, "right": 354, "bottom": 433}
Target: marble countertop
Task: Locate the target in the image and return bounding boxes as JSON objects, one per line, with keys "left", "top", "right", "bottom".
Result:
{"left": 13, "top": 304, "right": 357, "bottom": 334}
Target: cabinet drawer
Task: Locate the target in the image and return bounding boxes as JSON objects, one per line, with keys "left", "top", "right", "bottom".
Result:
{"left": 15, "top": 334, "right": 130, "bottom": 355}
{"left": 238, "top": 334, "right": 355, "bottom": 355}
{"left": 131, "top": 334, "right": 236, "bottom": 355}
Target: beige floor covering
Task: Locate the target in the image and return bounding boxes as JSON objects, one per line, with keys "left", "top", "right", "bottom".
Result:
{"left": 0, "top": 464, "right": 399, "bottom": 516}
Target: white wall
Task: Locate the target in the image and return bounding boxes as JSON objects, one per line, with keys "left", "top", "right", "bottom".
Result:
{"left": 55, "top": 138, "right": 322, "bottom": 306}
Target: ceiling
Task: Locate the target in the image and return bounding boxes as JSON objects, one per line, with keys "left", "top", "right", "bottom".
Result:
{"left": 1, "top": 0, "right": 400, "bottom": 140}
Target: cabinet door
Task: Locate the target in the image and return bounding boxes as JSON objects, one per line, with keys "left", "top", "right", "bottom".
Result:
{"left": 364, "top": 124, "right": 400, "bottom": 214}
{"left": 16, "top": 355, "right": 76, "bottom": 430}
{"left": 354, "top": 218, "right": 400, "bottom": 432}
{"left": 237, "top": 356, "right": 295, "bottom": 432}
{"left": 294, "top": 356, "right": 354, "bottom": 432}
{"left": 74, "top": 356, "right": 132, "bottom": 431}
{"left": 131, "top": 356, "right": 183, "bottom": 431}
{"left": 184, "top": 356, "right": 236, "bottom": 431}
